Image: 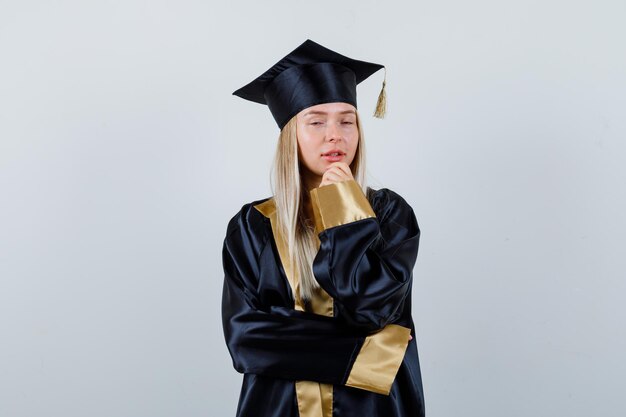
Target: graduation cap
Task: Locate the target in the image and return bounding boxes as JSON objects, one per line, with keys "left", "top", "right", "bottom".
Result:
{"left": 232, "top": 39, "right": 387, "bottom": 130}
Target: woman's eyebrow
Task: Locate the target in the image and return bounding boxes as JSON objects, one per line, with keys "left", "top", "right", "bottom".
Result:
{"left": 303, "top": 110, "right": 356, "bottom": 117}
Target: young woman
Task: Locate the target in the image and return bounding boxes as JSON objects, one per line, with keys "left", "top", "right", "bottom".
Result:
{"left": 222, "top": 39, "right": 425, "bottom": 417}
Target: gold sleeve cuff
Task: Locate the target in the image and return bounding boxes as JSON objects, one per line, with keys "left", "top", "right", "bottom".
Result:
{"left": 345, "top": 324, "right": 411, "bottom": 395}
{"left": 309, "top": 179, "right": 376, "bottom": 234}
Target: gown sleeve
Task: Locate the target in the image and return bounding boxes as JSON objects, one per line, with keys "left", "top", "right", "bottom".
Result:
{"left": 310, "top": 179, "right": 420, "bottom": 332}
{"left": 221, "top": 203, "right": 411, "bottom": 394}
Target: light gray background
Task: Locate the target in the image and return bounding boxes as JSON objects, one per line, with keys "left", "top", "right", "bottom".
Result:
{"left": 1, "top": 1, "right": 624, "bottom": 416}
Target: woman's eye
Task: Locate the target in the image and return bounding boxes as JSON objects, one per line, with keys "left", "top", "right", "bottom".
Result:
{"left": 342, "top": 121, "right": 354, "bottom": 125}
{"left": 310, "top": 121, "right": 323, "bottom": 125}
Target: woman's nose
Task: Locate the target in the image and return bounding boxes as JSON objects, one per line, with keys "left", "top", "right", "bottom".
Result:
{"left": 326, "top": 123, "right": 342, "bottom": 142}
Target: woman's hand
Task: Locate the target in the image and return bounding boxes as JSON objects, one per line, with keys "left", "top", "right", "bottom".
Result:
{"left": 318, "top": 162, "right": 354, "bottom": 187}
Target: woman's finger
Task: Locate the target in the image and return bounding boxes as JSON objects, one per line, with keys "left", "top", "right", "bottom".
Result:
{"left": 324, "top": 164, "right": 352, "bottom": 181}
{"left": 328, "top": 162, "right": 353, "bottom": 179}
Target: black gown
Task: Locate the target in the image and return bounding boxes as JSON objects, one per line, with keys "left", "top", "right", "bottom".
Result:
{"left": 221, "top": 179, "right": 425, "bottom": 417}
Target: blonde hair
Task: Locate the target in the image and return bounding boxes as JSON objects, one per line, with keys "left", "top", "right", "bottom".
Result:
{"left": 269, "top": 110, "right": 369, "bottom": 305}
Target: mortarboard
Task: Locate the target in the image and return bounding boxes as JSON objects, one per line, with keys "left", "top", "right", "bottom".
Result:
{"left": 232, "top": 39, "right": 387, "bottom": 130}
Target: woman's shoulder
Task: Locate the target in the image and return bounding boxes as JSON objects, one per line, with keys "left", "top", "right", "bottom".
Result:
{"left": 366, "top": 185, "right": 414, "bottom": 216}
{"left": 366, "top": 184, "right": 419, "bottom": 236}
{"left": 225, "top": 196, "right": 273, "bottom": 243}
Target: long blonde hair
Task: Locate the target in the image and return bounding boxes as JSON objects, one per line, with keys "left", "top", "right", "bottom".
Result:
{"left": 269, "top": 110, "right": 369, "bottom": 306}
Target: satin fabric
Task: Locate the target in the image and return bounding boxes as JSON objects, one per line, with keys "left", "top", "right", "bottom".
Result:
{"left": 221, "top": 186, "right": 425, "bottom": 417}
{"left": 265, "top": 62, "right": 358, "bottom": 130}
{"left": 231, "top": 39, "right": 384, "bottom": 129}
{"left": 255, "top": 195, "right": 335, "bottom": 417}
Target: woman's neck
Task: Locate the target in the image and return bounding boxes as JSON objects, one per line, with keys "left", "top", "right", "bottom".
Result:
{"left": 301, "top": 171, "right": 322, "bottom": 194}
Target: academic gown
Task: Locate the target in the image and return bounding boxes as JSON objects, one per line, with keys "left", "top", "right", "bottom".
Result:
{"left": 221, "top": 179, "right": 425, "bottom": 417}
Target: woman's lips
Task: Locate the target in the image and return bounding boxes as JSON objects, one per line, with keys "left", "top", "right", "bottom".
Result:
{"left": 322, "top": 153, "right": 344, "bottom": 162}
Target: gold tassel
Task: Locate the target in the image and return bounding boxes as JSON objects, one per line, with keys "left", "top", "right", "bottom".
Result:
{"left": 373, "top": 66, "right": 387, "bottom": 119}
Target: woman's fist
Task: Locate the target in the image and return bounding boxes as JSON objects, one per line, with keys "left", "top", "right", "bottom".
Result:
{"left": 318, "top": 162, "right": 354, "bottom": 187}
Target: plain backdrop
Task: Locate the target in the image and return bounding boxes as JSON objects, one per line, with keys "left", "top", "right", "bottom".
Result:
{"left": 1, "top": 1, "right": 624, "bottom": 416}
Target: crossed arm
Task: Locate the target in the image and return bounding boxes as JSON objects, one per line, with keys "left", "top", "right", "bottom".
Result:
{"left": 221, "top": 180, "right": 420, "bottom": 395}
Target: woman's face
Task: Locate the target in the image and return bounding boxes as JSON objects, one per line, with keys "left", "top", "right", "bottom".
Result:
{"left": 296, "top": 102, "right": 359, "bottom": 179}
